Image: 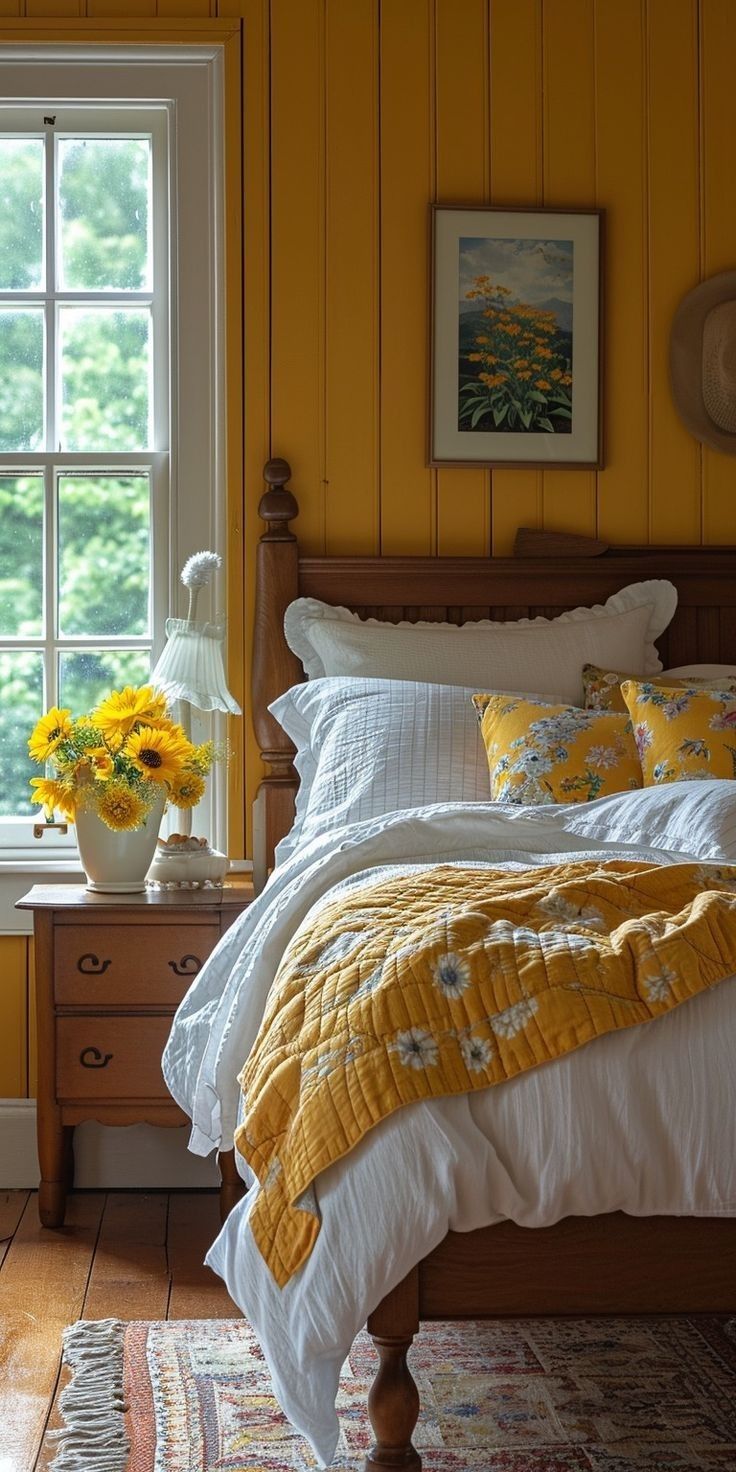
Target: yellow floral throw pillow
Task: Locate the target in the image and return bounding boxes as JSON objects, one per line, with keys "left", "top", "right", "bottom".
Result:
{"left": 583, "top": 663, "right": 736, "bottom": 714}
{"left": 472, "top": 693, "right": 642, "bottom": 805}
{"left": 621, "top": 681, "right": 736, "bottom": 785}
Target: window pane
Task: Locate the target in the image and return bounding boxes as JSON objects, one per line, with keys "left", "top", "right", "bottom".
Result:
{"left": 59, "top": 648, "right": 150, "bottom": 716}
{"left": 59, "top": 307, "right": 151, "bottom": 451}
{"left": 58, "top": 474, "right": 150, "bottom": 636}
{"left": 0, "top": 308, "right": 44, "bottom": 451}
{"left": 0, "top": 475, "right": 43, "bottom": 636}
{"left": 0, "top": 138, "right": 43, "bottom": 290}
{"left": 0, "top": 650, "right": 43, "bottom": 817}
{"left": 58, "top": 137, "right": 151, "bottom": 291}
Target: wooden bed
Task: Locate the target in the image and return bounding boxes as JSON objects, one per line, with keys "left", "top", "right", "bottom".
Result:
{"left": 242, "top": 456, "right": 736, "bottom": 1471}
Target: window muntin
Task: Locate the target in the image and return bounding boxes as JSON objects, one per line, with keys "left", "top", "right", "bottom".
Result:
{"left": 0, "top": 107, "right": 168, "bottom": 837}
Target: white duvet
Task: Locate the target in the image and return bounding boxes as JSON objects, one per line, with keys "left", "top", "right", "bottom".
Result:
{"left": 162, "top": 794, "right": 736, "bottom": 1467}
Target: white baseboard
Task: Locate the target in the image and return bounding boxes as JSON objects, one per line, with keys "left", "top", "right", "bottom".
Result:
{"left": 0, "top": 1100, "right": 219, "bottom": 1189}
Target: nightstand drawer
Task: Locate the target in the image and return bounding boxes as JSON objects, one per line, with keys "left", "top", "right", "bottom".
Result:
{"left": 56, "top": 1016, "right": 174, "bottom": 1100}
{"left": 55, "top": 924, "right": 221, "bottom": 1006}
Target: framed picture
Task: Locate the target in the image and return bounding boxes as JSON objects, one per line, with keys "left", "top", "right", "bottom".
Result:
{"left": 430, "top": 205, "right": 603, "bottom": 468}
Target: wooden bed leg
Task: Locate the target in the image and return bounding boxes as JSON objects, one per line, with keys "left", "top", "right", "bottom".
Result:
{"left": 365, "top": 1268, "right": 421, "bottom": 1471}
{"left": 218, "top": 1148, "right": 246, "bottom": 1223}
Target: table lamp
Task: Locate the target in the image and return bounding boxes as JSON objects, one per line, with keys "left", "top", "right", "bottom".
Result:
{"left": 148, "top": 551, "right": 241, "bottom": 885}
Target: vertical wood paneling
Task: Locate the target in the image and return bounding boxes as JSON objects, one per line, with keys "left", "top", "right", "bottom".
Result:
{"left": 700, "top": 0, "right": 736, "bottom": 544}
{"left": 241, "top": 0, "right": 270, "bottom": 845}
{"left": 647, "top": 0, "right": 701, "bottom": 543}
{"left": 25, "top": 0, "right": 83, "bottom": 14}
{"left": 221, "top": 28, "right": 245, "bottom": 858}
{"left": 157, "top": 0, "right": 213, "bottom": 16}
{"left": 86, "top": 0, "right": 156, "bottom": 14}
{"left": 270, "top": 0, "right": 327, "bottom": 552}
{"left": 435, "top": 0, "right": 490, "bottom": 555}
{"left": 489, "top": 0, "right": 543, "bottom": 554}
{"left": 595, "top": 0, "right": 649, "bottom": 543}
{"left": 324, "top": 0, "right": 379, "bottom": 553}
{"left": 380, "top": 0, "right": 435, "bottom": 553}
{"left": 541, "top": 0, "right": 597, "bottom": 540}
{"left": 0, "top": 937, "right": 27, "bottom": 1098}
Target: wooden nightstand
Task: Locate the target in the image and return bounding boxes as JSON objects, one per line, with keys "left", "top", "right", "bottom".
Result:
{"left": 16, "top": 882, "right": 253, "bottom": 1228}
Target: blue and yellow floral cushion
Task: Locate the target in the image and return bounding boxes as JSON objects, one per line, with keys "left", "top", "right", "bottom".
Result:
{"left": 621, "top": 681, "right": 736, "bottom": 785}
{"left": 472, "top": 693, "right": 642, "bottom": 805}
{"left": 583, "top": 662, "right": 736, "bottom": 714}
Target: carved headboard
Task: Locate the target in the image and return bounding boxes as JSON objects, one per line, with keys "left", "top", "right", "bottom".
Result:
{"left": 251, "top": 458, "right": 736, "bottom": 890}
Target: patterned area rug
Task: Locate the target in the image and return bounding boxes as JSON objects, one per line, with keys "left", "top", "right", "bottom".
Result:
{"left": 54, "top": 1315, "right": 736, "bottom": 1470}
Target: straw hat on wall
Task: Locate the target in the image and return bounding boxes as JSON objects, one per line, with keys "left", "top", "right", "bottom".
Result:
{"left": 670, "top": 270, "right": 736, "bottom": 455}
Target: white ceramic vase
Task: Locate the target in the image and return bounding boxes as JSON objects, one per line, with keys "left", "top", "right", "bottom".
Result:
{"left": 74, "top": 791, "right": 166, "bottom": 893}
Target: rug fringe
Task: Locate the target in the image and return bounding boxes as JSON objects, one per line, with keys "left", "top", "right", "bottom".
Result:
{"left": 48, "top": 1318, "right": 130, "bottom": 1472}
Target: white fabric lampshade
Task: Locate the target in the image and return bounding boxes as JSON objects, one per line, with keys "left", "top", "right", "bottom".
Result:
{"left": 150, "top": 618, "right": 242, "bottom": 715}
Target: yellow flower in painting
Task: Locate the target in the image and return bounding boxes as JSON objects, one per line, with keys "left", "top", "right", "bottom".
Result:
{"left": 536, "top": 345, "right": 553, "bottom": 359}
{"left": 512, "top": 359, "right": 529, "bottom": 370}
{"left": 125, "top": 724, "right": 193, "bottom": 784}
{"left": 550, "top": 368, "right": 563, "bottom": 381}
{"left": 96, "top": 781, "right": 147, "bottom": 832}
{"left": 28, "top": 708, "right": 73, "bottom": 764}
{"left": 468, "top": 353, "right": 482, "bottom": 362}
{"left": 561, "top": 372, "right": 572, "bottom": 386}
{"left": 517, "top": 370, "right": 532, "bottom": 381}
{"left": 535, "top": 378, "right": 551, "bottom": 391}
{"left": 481, "top": 372, "right": 507, "bottom": 389}
{"left": 29, "top": 777, "right": 77, "bottom": 821}
{"left": 93, "top": 685, "right": 169, "bottom": 742}
{"left": 168, "top": 770, "right": 206, "bottom": 809}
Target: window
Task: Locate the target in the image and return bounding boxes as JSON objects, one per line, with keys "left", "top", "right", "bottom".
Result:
{"left": 0, "top": 49, "right": 227, "bottom": 861}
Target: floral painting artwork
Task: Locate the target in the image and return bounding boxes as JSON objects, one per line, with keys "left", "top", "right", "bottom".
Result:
{"left": 431, "top": 207, "right": 601, "bottom": 466}
{"left": 458, "top": 237, "right": 573, "bottom": 435}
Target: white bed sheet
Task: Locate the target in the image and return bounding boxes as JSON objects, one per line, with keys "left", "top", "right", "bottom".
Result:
{"left": 161, "top": 799, "right": 736, "bottom": 1467}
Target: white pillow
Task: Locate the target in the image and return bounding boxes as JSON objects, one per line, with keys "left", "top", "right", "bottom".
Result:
{"left": 533, "top": 779, "right": 736, "bottom": 861}
{"left": 270, "top": 676, "right": 492, "bottom": 862}
{"left": 284, "top": 581, "right": 677, "bottom": 705}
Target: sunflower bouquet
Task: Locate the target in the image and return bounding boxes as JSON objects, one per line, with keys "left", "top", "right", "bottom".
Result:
{"left": 28, "top": 684, "right": 215, "bottom": 833}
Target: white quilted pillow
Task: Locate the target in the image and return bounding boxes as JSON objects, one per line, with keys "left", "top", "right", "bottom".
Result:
{"left": 270, "top": 676, "right": 493, "bottom": 863}
{"left": 284, "top": 581, "right": 677, "bottom": 706}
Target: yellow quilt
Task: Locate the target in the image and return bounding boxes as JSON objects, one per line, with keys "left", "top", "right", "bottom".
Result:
{"left": 235, "top": 858, "right": 736, "bottom": 1286}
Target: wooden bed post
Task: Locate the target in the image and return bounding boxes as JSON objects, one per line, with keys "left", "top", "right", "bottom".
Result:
{"left": 251, "top": 458, "right": 302, "bottom": 892}
{"left": 365, "top": 1268, "right": 421, "bottom": 1471}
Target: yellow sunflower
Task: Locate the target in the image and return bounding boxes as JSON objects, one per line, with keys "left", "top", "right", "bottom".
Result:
{"left": 95, "top": 781, "right": 148, "bottom": 832}
{"left": 125, "top": 724, "right": 193, "bottom": 784}
{"left": 168, "top": 770, "right": 206, "bottom": 809}
{"left": 29, "top": 777, "right": 77, "bottom": 821}
{"left": 28, "top": 707, "right": 73, "bottom": 764}
{"left": 87, "top": 747, "right": 114, "bottom": 781}
{"left": 93, "top": 685, "right": 169, "bottom": 742}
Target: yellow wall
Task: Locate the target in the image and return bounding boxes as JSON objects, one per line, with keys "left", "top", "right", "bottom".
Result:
{"left": 2, "top": 0, "right": 736, "bottom": 1096}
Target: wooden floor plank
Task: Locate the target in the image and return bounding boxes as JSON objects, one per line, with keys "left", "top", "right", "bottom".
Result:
{"left": 0, "top": 1191, "right": 104, "bottom": 1472}
{"left": 36, "top": 1193, "right": 172, "bottom": 1471}
{"left": 81, "top": 1191, "right": 171, "bottom": 1322}
{"left": 166, "top": 1191, "right": 240, "bottom": 1319}
{"left": 0, "top": 1189, "right": 31, "bottom": 1270}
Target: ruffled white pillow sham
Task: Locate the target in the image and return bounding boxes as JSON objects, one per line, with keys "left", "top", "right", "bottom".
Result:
{"left": 284, "top": 581, "right": 677, "bottom": 705}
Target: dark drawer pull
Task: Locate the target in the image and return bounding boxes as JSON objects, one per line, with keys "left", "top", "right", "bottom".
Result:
{"left": 77, "top": 954, "right": 111, "bottom": 975}
{"left": 79, "top": 1047, "right": 113, "bottom": 1069}
{"left": 168, "top": 954, "right": 202, "bottom": 977}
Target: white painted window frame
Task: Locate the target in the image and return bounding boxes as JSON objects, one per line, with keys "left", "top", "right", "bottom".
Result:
{"left": 0, "top": 46, "right": 227, "bottom": 875}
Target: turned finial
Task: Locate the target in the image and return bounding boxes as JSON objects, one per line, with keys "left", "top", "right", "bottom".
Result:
{"left": 259, "top": 458, "right": 298, "bottom": 538}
